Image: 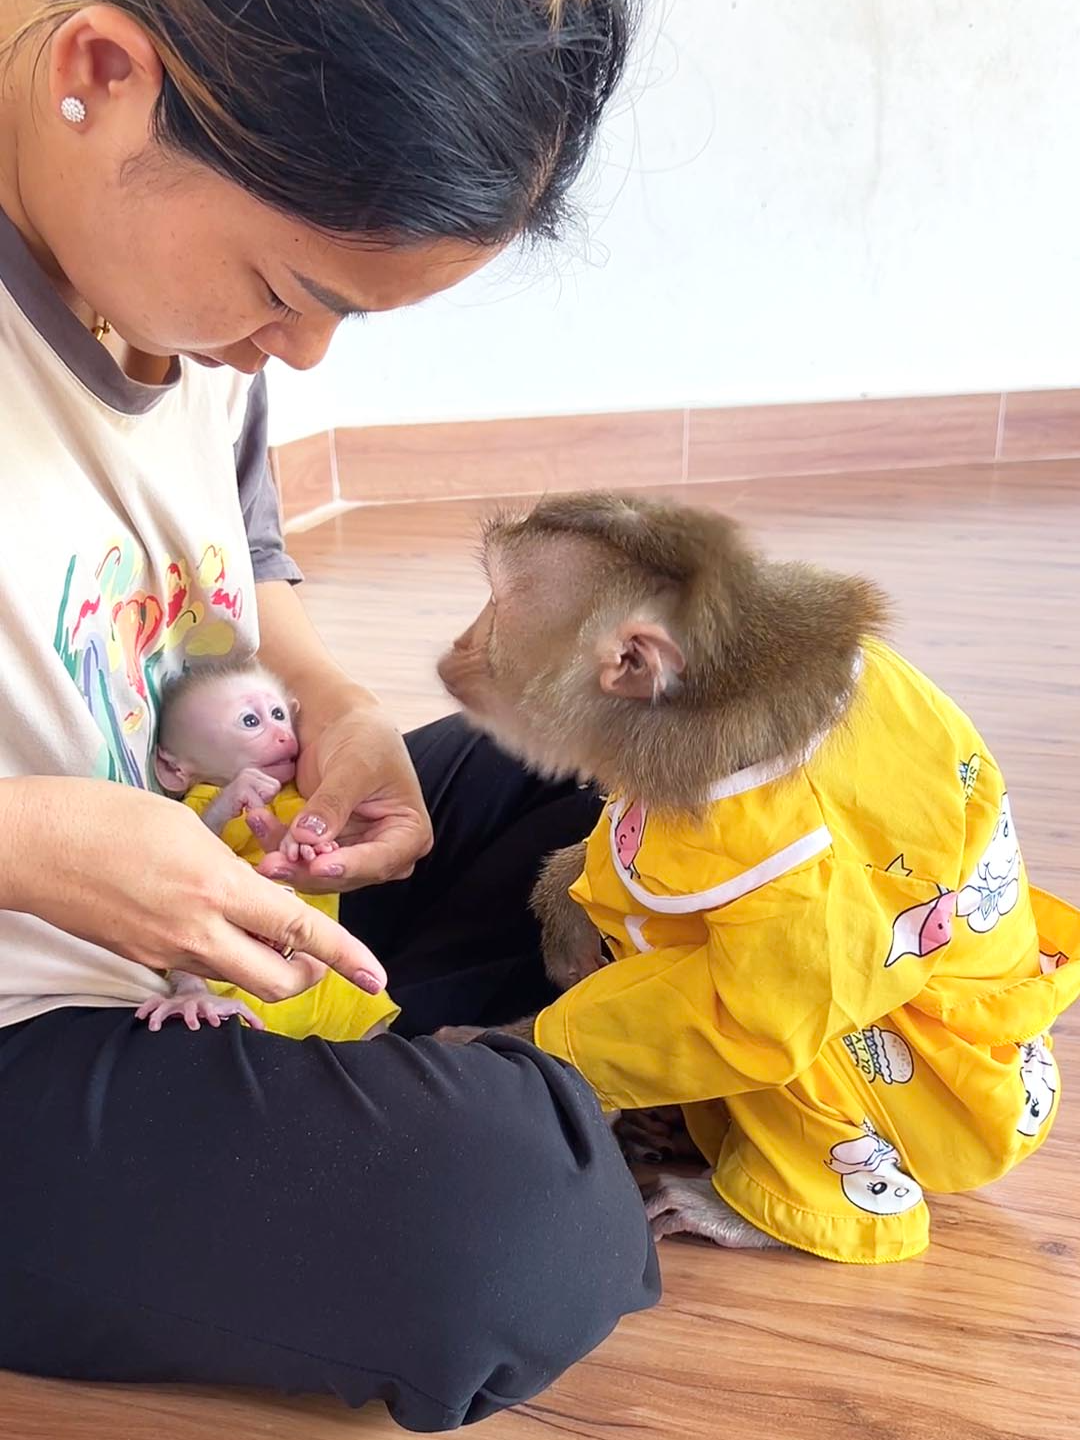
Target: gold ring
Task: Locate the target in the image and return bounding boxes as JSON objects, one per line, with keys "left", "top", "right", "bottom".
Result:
{"left": 280, "top": 945, "right": 295, "bottom": 962}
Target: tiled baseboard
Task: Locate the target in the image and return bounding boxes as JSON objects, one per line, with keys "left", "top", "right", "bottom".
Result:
{"left": 272, "top": 389, "right": 1080, "bottom": 531}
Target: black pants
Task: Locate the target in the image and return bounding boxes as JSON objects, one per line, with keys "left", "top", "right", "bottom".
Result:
{"left": 0, "top": 718, "right": 658, "bottom": 1432}
{"left": 342, "top": 714, "right": 602, "bottom": 1037}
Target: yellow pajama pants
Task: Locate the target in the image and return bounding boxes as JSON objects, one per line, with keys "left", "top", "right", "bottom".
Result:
{"left": 679, "top": 886, "right": 1078, "bottom": 1264}
{"left": 684, "top": 1018, "right": 1059, "bottom": 1264}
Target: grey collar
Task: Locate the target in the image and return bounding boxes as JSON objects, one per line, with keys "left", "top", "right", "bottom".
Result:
{"left": 0, "top": 204, "right": 180, "bottom": 415}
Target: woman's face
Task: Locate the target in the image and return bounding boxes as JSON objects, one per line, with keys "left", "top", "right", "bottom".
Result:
{"left": 51, "top": 159, "right": 496, "bottom": 374}
{"left": 17, "top": 10, "right": 498, "bottom": 373}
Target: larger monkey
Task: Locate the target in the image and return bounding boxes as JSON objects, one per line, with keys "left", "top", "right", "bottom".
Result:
{"left": 435, "top": 492, "right": 1080, "bottom": 1264}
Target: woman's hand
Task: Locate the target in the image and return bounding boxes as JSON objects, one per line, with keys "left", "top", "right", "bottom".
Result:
{"left": 0, "top": 776, "right": 388, "bottom": 1002}
{"left": 256, "top": 682, "right": 434, "bottom": 894}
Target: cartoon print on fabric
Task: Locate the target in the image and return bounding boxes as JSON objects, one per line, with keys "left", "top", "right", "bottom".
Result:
{"left": 613, "top": 800, "right": 648, "bottom": 877}
{"left": 885, "top": 888, "right": 957, "bottom": 968}
{"left": 54, "top": 541, "right": 243, "bottom": 787}
{"left": 842, "top": 1026, "right": 915, "bottom": 1085}
{"left": 957, "top": 794, "right": 1021, "bottom": 934}
{"left": 958, "top": 753, "right": 981, "bottom": 801}
{"left": 1017, "top": 1037, "right": 1058, "bottom": 1138}
{"left": 825, "top": 1124, "right": 924, "bottom": 1216}
{"left": 1039, "top": 951, "right": 1068, "bottom": 974}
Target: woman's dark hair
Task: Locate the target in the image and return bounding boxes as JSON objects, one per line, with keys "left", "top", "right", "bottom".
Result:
{"left": 22, "top": 0, "right": 636, "bottom": 243}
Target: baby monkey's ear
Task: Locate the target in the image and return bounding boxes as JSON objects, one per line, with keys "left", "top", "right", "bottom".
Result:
{"left": 153, "top": 746, "right": 191, "bottom": 794}
{"left": 596, "top": 619, "right": 686, "bottom": 701}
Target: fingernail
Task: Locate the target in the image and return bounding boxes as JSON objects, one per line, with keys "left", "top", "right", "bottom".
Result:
{"left": 356, "top": 973, "right": 383, "bottom": 995}
{"left": 298, "top": 814, "right": 328, "bottom": 837}
{"left": 269, "top": 868, "right": 292, "bottom": 881}
{"left": 322, "top": 863, "right": 345, "bottom": 877}
{"left": 247, "top": 814, "right": 267, "bottom": 838}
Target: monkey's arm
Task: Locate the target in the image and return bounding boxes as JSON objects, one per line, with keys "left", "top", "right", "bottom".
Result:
{"left": 530, "top": 843, "right": 606, "bottom": 990}
{"left": 182, "top": 772, "right": 285, "bottom": 844}
{"left": 531, "top": 883, "right": 932, "bottom": 1113}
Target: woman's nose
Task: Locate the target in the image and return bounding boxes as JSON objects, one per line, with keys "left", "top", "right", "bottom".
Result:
{"left": 257, "top": 317, "right": 338, "bottom": 372}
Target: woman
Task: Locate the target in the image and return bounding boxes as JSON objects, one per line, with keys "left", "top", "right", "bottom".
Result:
{"left": 0, "top": 1, "right": 658, "bottom": 1430}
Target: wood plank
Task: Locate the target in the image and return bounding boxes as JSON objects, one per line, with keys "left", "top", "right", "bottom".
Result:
{"left": 273, "top": 430, "right": 335, "bottom": 523}
{"left": 1000, "top": 390, "right": 1080, "bottom": 462}
{"left": 331, "top": 410, "right": 686, "bottom": 505}
{"left": 687, "top": 394, "right": 1003, "bottom": 483}
{"left": 273, "top": 394, "right": 1080, "bottom": 525}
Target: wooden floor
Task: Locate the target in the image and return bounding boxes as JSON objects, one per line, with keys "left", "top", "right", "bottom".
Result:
{"left": 3, "top": 460, "right": 1078, "bottom": 1440}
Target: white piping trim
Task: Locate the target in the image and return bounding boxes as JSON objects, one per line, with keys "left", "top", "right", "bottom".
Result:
{"left": 625, "top": 915, "right": 652, "bottom": 953}
{"left": 706, "top": 743, "right": 820, "bottom": 802}
{"left": 704, "top": 650, "right": 864, "bottom": 802}
{"left": 609, "top": 817, "right": 833, "bottom": 915}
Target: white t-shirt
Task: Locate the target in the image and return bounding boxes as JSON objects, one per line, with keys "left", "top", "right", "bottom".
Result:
{"left": 0, "top": 206, "right": 301, "bottom": 1027}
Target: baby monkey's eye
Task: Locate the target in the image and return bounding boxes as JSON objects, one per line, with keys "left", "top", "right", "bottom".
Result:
{"left": 241, "top": 712, "right": 261, "bottom": 729}
{"left": 270, "top": 705, "right": 287, "bottom": 722}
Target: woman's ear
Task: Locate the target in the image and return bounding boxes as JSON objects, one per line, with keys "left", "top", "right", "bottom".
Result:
{"left": 48, "top": 6, "right": 165, "bottom": 127}
{"left": 596, "top": 620, "right": 686, "bottom": 701}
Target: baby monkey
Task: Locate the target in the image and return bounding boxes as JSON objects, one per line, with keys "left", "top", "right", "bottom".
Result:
{"left": 138, "top": 661, "right": 397, "bottom": 1040}
{"left": 435, "top": 492, "right": 1078, "bottom": 1264}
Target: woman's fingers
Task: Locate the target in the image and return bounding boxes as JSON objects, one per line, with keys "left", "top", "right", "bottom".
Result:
{"left": 179, "top": 929, "right": 328, "bottom": 1003}
{"left": 224, "top": 872, "right": 388, "bottom": 995}
{"left": 260, "top": 808, "right": 428, "bottom": 893}
{"left": 307, "top": 831, "right": 416, "bottom": 887}
{"left": 287, "top": 775, "right": 353, "bottom": 849}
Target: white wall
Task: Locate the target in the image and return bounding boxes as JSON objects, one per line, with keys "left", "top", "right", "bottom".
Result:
{"left": 266, "top": 0, "right": 1080, "bottom": 446}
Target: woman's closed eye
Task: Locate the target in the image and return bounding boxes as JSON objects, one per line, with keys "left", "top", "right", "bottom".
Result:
{"left": 265, "top": 285, "right": 301, "bottom": 321}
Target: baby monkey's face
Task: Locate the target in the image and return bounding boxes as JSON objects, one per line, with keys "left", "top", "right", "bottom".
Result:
{"left": 164, "top": 675, "right": 300, "bottom": 789}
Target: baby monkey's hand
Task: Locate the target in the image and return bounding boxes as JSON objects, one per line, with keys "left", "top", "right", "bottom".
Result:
{"left": 226, "top": 766, "right": 283, "bottom": 816}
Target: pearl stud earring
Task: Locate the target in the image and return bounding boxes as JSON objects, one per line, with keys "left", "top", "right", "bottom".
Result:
{"left": 60, "top": 96, "right": 87, "bottom": 125}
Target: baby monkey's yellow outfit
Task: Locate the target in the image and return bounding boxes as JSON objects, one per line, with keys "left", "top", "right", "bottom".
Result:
{"left": 184, "top": 782, "right": 399, "bottom": 1040}
{"left": 533, "top": 641, "right": 1080, "bottom": 1262}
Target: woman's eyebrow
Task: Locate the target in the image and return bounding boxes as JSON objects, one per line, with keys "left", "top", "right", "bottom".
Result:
{"left": 289, "top": 269, "right": 369, "bottom": 319}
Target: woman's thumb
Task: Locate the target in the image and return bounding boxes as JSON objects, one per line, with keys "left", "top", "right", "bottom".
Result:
{"left": 290, "top": 780, "right": 351, "bottom": 845}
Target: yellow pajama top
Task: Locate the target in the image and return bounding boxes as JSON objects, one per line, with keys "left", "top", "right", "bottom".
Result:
{"left": 184, "top": 781, "right": 399, "bottom": 1041}
{"left": 533, "top": 641, "right": 1080, "bottom": 1115}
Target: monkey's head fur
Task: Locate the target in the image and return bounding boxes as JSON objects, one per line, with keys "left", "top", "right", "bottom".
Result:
{"left": 437, "top": 491, "right": 889, "bottom": 812}
{"left": 154, "top": 659, "right": 299, "bottom": 795}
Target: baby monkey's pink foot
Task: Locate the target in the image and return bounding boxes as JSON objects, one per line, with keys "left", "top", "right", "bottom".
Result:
{"left": 281, "top": 835, "right": 340, "bottom": 864}
{"left": 135, "top": 992, "right": 266, "bottom": 1034}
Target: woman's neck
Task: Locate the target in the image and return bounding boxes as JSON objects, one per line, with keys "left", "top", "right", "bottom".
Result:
{"left": 0, "top": 4, "right": 57, "bottom": 280}
{"left": 0, "top": 3, "right": 173, "bottom": 384}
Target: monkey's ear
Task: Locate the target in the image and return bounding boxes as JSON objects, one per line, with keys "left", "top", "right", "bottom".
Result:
{"left": 153, "top": 746, "right": 190, "bottom": 794}
{"left": 597, "top": 620, "right": 686, "bottom": 701}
